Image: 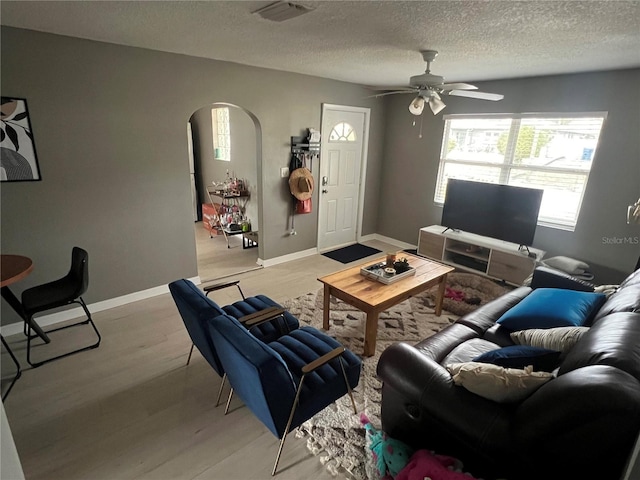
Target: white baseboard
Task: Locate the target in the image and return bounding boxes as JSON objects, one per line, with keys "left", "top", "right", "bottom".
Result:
{"left": 358, "top": 233, "right": 377, "bottom": 243}
{"left": 0, "top": 275, "right": 200, "bottom": 337}
{"left": 361, "top": 233, "right": 417, "bottom": 251}
{"left": 1, "top": 234, "right": 415, "bottom": 337}
{"left": 259, "top": 248, "right": 318, "bottom": 268}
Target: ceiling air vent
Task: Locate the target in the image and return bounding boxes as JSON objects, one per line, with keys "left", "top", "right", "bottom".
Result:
{"left": 252, "top": 1, "right": 315, "bottom": 22}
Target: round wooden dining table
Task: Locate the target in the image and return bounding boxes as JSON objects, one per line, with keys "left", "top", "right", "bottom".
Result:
{"left": 1, "top": 254, "right": 48, "bottom": 342}
{"left": 1, "top": 255, "right": 35, "bottom": 400}
{"left": 1, "top": 254, "right": 34, "bottom": 287}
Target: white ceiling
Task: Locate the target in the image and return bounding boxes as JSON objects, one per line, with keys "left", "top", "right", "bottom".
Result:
{"left": 2, "top": 1, "right": 640, "bottom": 87}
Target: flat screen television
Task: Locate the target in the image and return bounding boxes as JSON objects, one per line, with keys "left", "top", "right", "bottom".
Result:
{"left": 441, "top": 179, "right": 543, "bottom": 247}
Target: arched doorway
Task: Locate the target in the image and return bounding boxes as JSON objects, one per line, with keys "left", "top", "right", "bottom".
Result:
{"left": 188, "top": 102, "right": 264, "bottom": 282}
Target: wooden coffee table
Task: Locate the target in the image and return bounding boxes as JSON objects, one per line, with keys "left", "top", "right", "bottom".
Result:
{"left": 318, "top": 252, "right": 454, "bottom": 356}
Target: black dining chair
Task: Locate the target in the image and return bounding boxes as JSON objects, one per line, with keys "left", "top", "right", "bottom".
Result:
{"left": 21, "top": 246, "right": 101, "bottom": 367}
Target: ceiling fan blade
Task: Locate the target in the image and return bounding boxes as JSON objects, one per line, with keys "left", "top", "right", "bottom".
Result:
{"left": 441, "top": 83, "right": 477, "bottom": 91}
{"left": 368, "top": 86, "right": 416, "bottom": 92}
{"left": 448, "top": 90, "right": 504, "bottom": 101}
{"left": 367, "top": 89, "right": 416, "bottom": 98}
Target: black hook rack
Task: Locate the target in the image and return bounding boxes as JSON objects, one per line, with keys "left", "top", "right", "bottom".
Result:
{"left": 290, "top": 135, "right": 320, "bottom": 154}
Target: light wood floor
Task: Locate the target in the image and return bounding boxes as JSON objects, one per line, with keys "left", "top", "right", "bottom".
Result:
{"left": 1, "top": 238, "right": 400, "bottom": 480}
{"left": 194, "top": 221, "right": 262, "bottom": 283}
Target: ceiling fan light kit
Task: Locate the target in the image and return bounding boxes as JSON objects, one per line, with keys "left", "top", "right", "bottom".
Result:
{"left": 375, "top": 49, "right": 504, "bottom": 122}
{"left": 429, "top": 94, "right": 447, "bottom": 115}
{"left": 408, "top": 96, "right": 426, "bottom": 115}
{"left": 408, "top": 91, "right": 447, "bottom": 116}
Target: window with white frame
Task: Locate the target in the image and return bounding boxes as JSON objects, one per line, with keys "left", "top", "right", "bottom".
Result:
{"left": 212, "top": 107, "right": 230, "bottom": 161}
{"left": 329, "top": 122, "right": 357, "bottom": 142}
{"left": 434, "top": 113, "right": 607, "bottom": 231}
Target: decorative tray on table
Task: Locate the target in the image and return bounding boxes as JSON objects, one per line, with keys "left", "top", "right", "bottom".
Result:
{"left": 360, "top": 262, "right": 416, "bottom": 285}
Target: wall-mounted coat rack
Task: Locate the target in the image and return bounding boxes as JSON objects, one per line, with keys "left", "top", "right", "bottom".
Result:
{"left": 288, "top": 132, "right": 320, "bottom": 231}
{"left": 290, "top": 132, "right": 320, "bottom": 174}
{"left": 290, "top": 135, "right": 320, "bottom": 154}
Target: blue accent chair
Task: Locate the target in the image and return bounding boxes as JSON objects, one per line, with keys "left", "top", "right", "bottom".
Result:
{"left": 208, "top": 313, "right": 362, "bottom": 475}
{"left": 168, "top": 279, "right": 299, "bottom": 406}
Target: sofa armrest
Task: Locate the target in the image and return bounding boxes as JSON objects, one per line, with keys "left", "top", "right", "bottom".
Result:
{"left": 378, "top": 342, "right": 452, "bottom": 401}
{"left": 377, "top": 342, "right": 508, "bottom": 431}
{"left": 530, "top": 266, "right": 595, "bottom": 291}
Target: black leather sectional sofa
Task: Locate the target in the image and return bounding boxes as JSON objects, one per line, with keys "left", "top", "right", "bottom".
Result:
{"left": 377, "top": 266, "right": 640, "bottom": 480}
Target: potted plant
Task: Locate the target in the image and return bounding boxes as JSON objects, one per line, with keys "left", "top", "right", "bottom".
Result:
{"left": 393, "top": 257, "right": 411, "bottom": 273}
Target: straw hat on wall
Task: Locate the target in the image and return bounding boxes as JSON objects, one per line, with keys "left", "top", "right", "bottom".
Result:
{"left": 289, "top": 167, "right": 314, "bottom": 201}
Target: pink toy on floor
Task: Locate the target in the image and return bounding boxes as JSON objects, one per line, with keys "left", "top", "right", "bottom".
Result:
{"left": 395, "top": 449, "right": 478, "bottom": 480}
{"left": 445, "top": 287, "right": 465, "bottom": 302}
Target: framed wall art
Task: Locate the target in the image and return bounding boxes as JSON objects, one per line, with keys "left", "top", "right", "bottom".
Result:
{"left": 1, "top": 97, "right": 42, "bottom": 182}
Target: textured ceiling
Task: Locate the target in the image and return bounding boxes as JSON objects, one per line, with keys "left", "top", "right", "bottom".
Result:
{"left": 1, "top": 1, "right": 639, "bottom": 87}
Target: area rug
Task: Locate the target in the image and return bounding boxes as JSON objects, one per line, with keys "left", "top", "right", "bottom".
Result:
{"left": 322, "top": 243, "right": 382, "bottom": 264}
{"left": 281, "top": 272, "right": 512, "bottom": 479}
{"left": 425, "top": 271, "right": 514, "bottom": 317}
{"left": 283, "top": 288, "right": 455, "bottom": 479}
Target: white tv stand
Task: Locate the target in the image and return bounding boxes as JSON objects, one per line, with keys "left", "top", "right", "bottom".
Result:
{"left": 417, "top": 225, "right": 545, "bottom": 285}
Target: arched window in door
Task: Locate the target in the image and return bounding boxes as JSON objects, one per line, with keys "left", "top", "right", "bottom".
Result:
{"left": 329, "top": 122, "right": 357, "bottom": 142}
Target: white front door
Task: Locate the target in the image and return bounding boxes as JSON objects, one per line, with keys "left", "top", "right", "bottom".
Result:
{"left": 317, "top": 105, "right": 370, "bottom": 251}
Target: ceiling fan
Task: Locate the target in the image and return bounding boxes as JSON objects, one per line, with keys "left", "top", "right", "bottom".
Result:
{"left": 372, "top": 50, "right": 504, "bottom": 115}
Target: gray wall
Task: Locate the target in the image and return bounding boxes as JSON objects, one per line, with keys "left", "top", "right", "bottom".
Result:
{"left": 379, "top": 69, "right": 640, "bottom": 283}
{"left": 0, "top": 27, "right": 385, "bottom": 326}
{"left": 2, "top": 26, "right": 637, "bottom": 329}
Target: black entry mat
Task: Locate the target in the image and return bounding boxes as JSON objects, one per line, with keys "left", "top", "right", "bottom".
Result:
{"left": 322, "top": 244, "right": 382, "bottom": 264}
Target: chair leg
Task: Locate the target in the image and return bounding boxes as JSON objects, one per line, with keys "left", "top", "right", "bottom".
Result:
{"left": 272, "top": 374, "right": 306, "bottom": 476}
{"left": 215, "top": 373, "right": 227, "bottom": 407}
{"left": 339, "top": 357, "right": 358, "bottom": 414}
{"left": 186, "top": 345, "right": 227, "bottom": 408}
{"left": 186, "top": 343, "right": 195, "bottom": 365}
{"left": 224, "top": 388, "right": 234, "bottom": 415}
{"left": 22, "top": 320, "right": 41, "bottom": 341}
{"left": 236, "top": 284, "right": 246, "bottom": 300}
{"left": 1, "top": 335, "right": 22, "bottom": 401}
{"left": 26, "top": 297, "right": 101, "bottom": 368}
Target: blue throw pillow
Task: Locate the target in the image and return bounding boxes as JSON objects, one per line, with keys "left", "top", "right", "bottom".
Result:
{"left": 496, "top": 288, "right": 606, "bottom": 331}
{"left": 473, "top": 345, "right": 562, "bottom": 372}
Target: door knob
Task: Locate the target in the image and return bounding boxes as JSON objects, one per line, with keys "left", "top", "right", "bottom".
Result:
{"left": 322, "top": 189, "right": 328, "bottom": 193}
